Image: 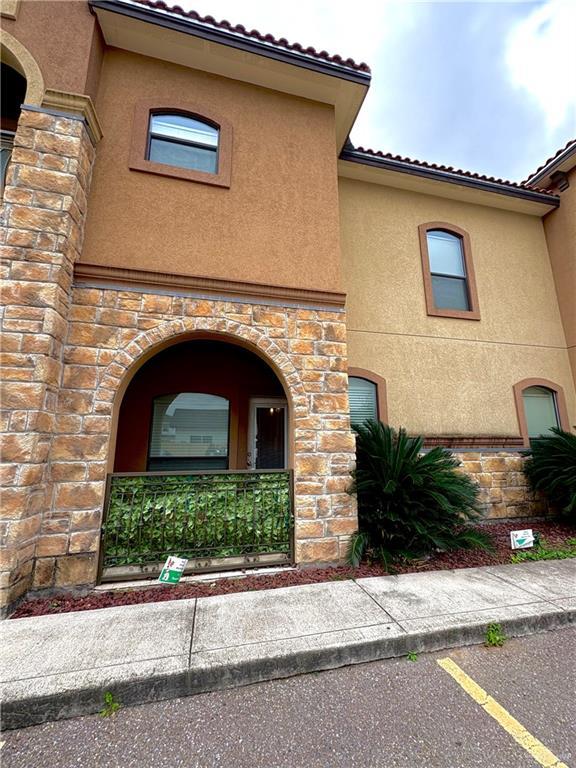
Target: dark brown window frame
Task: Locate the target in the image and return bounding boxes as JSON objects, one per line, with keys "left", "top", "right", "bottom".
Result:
{"left": 513, "top": 377, "right": 570, "bottom": 447}
{"left": 418, "top": 222, "right": 480, "bottom": 320}
{"left": 129, "top": 99, "right": 232, "bottom": 188}
{"left": 348, "top": 367, "right": 388, "bottom": 424}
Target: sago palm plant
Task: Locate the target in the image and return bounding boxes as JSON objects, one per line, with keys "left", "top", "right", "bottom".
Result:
{"left": 523, "top": 427, "right": 576, "bottom": 519}
{"left": 349, "top": 421, "right": 491, "bottom": 566}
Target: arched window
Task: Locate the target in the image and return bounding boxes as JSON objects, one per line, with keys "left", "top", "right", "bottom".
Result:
{"left": 130, "top": 100, "right": 232, "bottom": 188}
{"left": 348, "top": 368, "right": 388, "bottom": 427}
{"left": 148, "top": 393, "right": 230, "bottom": 471}
{"left": 513, "top": 378, "right": 570, "bottom": 446}
{"left": 419, "top": 222, "right": 480, "bottom": 320}
{"left": 148, "top": 113, "right": 219, "bottom": 174}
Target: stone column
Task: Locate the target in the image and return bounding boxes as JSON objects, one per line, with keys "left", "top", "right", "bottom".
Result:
{"left": 0, "top": 106, "right": 96, "bottom": 611}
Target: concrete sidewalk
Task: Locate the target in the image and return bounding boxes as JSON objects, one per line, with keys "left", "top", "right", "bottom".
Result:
{"left": 2, "top": 559, "right": 575, "bottom": 730}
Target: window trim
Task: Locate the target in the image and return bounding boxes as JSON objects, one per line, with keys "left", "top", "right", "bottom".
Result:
{"left": 418, "top": 222, "right": 480, "bottom": 320}
{"left": 513, "top": 378, "right": 570, "bottom": 447}
{"left": 129, "top": 99, "right": 232, "bottom": 188}
{"left": 348, "top": 367, "right": 388, "bottom": 424}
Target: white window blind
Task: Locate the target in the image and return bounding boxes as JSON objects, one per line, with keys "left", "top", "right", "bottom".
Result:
{"left": 349, "top": 377, "right": 378, "bottom": 427}
{"left": 522, "top": 386, "right": 559, "bottom": 439}
{"left": 149, "top": 393, "right": 229, "bottom": 460}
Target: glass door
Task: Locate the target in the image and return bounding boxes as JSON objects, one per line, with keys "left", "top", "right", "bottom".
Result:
{"left": 248, "top": 398, "right": 287, "bottom": 469}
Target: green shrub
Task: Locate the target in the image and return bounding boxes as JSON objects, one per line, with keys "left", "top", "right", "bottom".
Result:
{"left": 349, "top": 421, "right": 491, "bottom": 565}
{"left": 523, "top": 428, "right": 576, "bottom": 519}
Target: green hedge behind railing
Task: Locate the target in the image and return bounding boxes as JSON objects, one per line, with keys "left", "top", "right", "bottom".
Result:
{"left": 102, "top": 471, "right": 293, "bottom": 568}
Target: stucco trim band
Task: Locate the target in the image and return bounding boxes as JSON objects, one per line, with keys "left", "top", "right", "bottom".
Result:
{"left": 0, "top": 0, "right": 20, "bottom": 20}
{"left": 74, "top": 263, "right": 347, "bottom": 308}
{"left": 513, "top": 378, "right": 571, "bottom": 448}
{"left": 422, "top": 436, "right": 524, "bottom": 449}
{"left": 40, "top": 90, "right": 103, "bottom": 145}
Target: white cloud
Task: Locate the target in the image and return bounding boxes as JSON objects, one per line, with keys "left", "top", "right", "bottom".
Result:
{"left": 176, "top": 0, "right": 395, "bottom": 65}
{"left": 172, "top": 0, "right": 421, "bottom": 150}
{"left": 505, "top": 0, "right": 576, "bottom": 133}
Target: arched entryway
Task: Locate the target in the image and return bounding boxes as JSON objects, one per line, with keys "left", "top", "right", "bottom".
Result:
{"left": 100, "top": 337, "right": 294, "bottom": 581}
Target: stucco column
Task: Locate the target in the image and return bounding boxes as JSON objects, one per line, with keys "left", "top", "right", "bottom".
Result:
{"left": 0, "top": 106, "right": 96, "bottom": 610}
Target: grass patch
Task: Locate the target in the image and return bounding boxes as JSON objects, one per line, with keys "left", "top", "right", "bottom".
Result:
{"left": 510, "top": 537, "right": 576, "bottom": 564}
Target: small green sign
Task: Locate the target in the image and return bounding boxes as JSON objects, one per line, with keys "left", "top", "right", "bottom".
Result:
{"left": 159, "top": 556, "right": 188, "bottom": 584}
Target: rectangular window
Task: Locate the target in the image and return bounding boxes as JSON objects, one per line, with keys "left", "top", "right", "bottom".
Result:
{"left": 427, "top": 230, "right": 470, "bottom": 311}
{"left": 523, "top": 387, "right": 559, "bottom": 439}
{"left": 148, "top": 393, "right": 229, "bottom": 471}
{"left": 148, "top": 114, "right": 218, "bottom": 175}
{"left": 148, "top": 138, "right": 217, "bottom": 174}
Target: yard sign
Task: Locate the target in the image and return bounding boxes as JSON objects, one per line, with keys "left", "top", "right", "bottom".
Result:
{"left": 510, "top": 529, "right": 534, "bottom": 550}
{"left": 159, "top": 556, "right": 188, "bottom": 584}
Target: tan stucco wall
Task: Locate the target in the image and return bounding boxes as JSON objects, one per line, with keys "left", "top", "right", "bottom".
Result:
{"left": 543, "top": 167, "right": 576, "bottom": 386}
{"left": 80, "top": 49, "right": 343, "bottom": 293}
{"left": 339, "top": 178, "right": 576, "bottom": 436}
{"left": 1, "top": 0, "right": 103, "bottom": 100}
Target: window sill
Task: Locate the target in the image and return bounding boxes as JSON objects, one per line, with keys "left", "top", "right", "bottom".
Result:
{"left": 129, "top": 157, "right": 231, "bottom": 188}
{"left": 427, "top": 306, "right": 481, "bottom": 320}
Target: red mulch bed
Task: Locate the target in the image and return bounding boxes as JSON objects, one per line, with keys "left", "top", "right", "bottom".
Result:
{"left": 10, "top": 520, "right": 576, "bottom": 619}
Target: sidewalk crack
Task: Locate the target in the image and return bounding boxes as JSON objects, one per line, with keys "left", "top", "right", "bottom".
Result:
{"left": 352, "top": 579, "right": 400, "bottom": 625}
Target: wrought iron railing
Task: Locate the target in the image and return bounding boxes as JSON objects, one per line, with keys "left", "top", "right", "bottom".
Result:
{"left": 100, "top": 470, "right": 293, "bottom": 579}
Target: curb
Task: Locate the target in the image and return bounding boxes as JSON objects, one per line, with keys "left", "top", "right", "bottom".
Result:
{"left": 3, "top": 606, "right": 574, "bottom": 730}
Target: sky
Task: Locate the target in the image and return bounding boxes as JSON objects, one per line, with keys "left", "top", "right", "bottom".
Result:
{"left": 172, "top": 0, "right": 576, "bottom": 182}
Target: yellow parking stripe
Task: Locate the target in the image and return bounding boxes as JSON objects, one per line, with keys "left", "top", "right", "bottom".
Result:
{"left": 437, "top": 657, "right": 569, "bottom": 768}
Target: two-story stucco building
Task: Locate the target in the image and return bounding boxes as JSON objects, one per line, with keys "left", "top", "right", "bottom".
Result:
{"left": 1, "top": 0, "right": 574, "bottom": 612}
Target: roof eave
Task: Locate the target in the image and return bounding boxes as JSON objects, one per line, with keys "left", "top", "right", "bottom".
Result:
{"left": 525, "top": 143, "right": 576, "bottom": 187}
{"left": 88, "top": 0, "right": 372, "bottom": 85}
{"left": 340, "top": 149, "right": 560, "bottom": 209}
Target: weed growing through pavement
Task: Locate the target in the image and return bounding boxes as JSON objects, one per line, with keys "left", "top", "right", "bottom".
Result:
{"left": 99, "top": 691, "right": 121, "bottom": 717}
{"left": 485, "top": 623, "right": 506, "bottom": 647}
{"left": 407, "top": 651, "right": 418, "bottom": 662}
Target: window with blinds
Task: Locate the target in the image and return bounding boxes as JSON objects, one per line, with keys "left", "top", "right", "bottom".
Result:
{"left": 349, "top": 377, "right": 378, "bottom": 427}
{"left": 148, "top": 393, "right": 229, "bottom": 471}
{"left": 148, "top": 114, "right": 219, "bottom": 174}
{"left": 427, "top": 230, "right": 470, "bottom": 311}
{"left": 522, "top": 386, "right": 559, "bottom": 439}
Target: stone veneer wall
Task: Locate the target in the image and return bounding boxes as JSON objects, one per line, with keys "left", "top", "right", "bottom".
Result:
{"left": 0, "top": 114, "right": 546, "bottom": 611}
{"left": 458, "top": 452, "right": 548, "bottom": 519}
{"left": 0, "top": 107, "right": 96, "bottom": 610}
{"left": 31, "top": 290, "right": 358, "bottom": 593}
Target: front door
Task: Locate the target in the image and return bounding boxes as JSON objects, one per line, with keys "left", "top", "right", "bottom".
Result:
{"left": 248, "top": 398, "right": 287, "bottom": 469}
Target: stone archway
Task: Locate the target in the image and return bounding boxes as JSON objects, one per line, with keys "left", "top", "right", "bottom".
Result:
{"left": 101, "top": 316, "right": 309, "bottom": 418}
{"left": 36, "top": 291, "right": 357, "bottom": 592}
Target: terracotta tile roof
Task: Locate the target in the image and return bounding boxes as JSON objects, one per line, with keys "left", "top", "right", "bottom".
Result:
{"left": 524, "top": 137, "right": 576, "bottom": 183}
{"left": 129, "top": 0, "right": 371, "bottom": 73}
{"left": 347, "top": 145, "right": 554, "bottom": 195}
